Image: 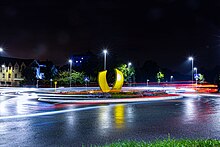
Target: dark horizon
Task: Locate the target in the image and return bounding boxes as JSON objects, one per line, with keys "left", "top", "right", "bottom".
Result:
{"left": 0, "top": 0, "right": 220, "bottom": 74}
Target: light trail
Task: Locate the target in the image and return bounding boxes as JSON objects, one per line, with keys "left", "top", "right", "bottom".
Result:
{"left": 0, "top": 95, "right": 182, "bottom": 120}
{"left": 0, "top": 105, "right": 109, "bottom": 120}
{"left": 1, "top": 87, "right": 219, "bottom": 121}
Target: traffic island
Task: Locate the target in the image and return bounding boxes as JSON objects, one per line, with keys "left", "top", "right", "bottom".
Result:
{"left": 38, "top": 90, "right": 183, "bottom": 104}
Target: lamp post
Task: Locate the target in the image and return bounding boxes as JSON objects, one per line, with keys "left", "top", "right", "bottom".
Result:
{"left": 128, "top": 62, "right": 132, "bottom": 86}
{"left": 50, "top": 79, "right": 53, "bottom": 88}
{"left": 69, "top": 59, "right": 72, "bottom": 87}
{"left": 147, "top": 79, "right": 149, "bottom": 87}
{"left": 194, "top": 67, "right": 198, "bottom": 85}
{"left": 103, "top": 49, "right": 107, "bottom": 70}
{"left": 188, "top": 57, "right": 194, "bottom": 84}
{"left": 170, "top": 76, "right": 173, "bottom": 82}
{"left": 0, "top": 48, "right": 3, "bottom": 52}
{"left": 128, "top": 62, "right": 132, "bottom": 68}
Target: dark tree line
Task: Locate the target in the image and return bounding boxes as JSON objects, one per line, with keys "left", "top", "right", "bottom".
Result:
{"left": 20, "top": 54, "right": 220, "bottom": 87}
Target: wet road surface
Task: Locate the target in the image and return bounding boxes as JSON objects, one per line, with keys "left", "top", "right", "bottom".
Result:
{"left": 0, "top": 91, "right": 220, "bottom": 146}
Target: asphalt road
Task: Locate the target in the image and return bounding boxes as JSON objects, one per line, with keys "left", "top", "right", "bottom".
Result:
{"left": 0, "top": 89, "right": 220, "bottom": 146}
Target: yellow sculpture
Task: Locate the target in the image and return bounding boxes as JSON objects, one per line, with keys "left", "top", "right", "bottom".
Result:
{"left": 112, "top": 69, "right": 124, "bottom": 92}
{"left": 98, "top": 70, "right": 111, "bottom": 92}
{"left": 98, "top": 69, "right": 124, "bottom": 92}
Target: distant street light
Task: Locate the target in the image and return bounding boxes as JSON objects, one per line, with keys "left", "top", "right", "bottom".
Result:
{"left": 50, "top": 79, "right": 53, "bottom": 88}
{"left": 170, "top": 76, "right": 173, "bottom": 82}
{"left": 127, "top": 62, "right": 132, "bottom": 86}
{"left": 69, "top": 59, "right": 73, "bottom": 87}
{"left": 147, "top": 79, "right": 149, "bottom": 87}
{"left": 194, "top": 67, "right": 198, "bottom": 85}
{"left": 103, "top": 49, "right": 107, "bottom": 70}
{"left": 128, "top": 62, "right": 132, "bottom": 68}
{"left": 188, "top": 57, "right": 194, "bottom": 84}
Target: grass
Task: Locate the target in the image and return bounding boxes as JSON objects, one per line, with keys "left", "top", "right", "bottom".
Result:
{"left": 98, "top": 139, "right": 220, "bottom": 147}
{"left": 110, "top": 92, "right": 142, "bottom": 98}
{"left": 60, "top": 90, "right": 168, "bottom": 98}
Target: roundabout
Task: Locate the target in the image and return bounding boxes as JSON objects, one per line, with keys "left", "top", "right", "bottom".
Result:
{"left": 38, "top": 90, "right": 183, "bottom": 104}
{"left": 1, "top": 87, "right": 220, "bottom": 146}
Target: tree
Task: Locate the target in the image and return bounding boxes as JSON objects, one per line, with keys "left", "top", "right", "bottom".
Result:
{"left": 55, "top": 70, "right": 85, "bottom": 86}
{"left": 198, "top": 74, "right": 205, "bottom": 83}
{"left": 156, "top": 71, "right": 164, "bottom": 83}
{"left": 71, "top": 71, "right": 85, "bottom": 85}
{"left": 40, "top": 64, "right": 58, "bottom": 86}
{"left": 55, "top": 71, "right": 69, "bottom": 85}
{"left": 117, "top": 64, "right": 135, "bottom": 83}
{"left": 43, "top": 64, "right": 58, "bottom": 80}
{"left": 21, "top": 66, "right": 36, "bottom": 85}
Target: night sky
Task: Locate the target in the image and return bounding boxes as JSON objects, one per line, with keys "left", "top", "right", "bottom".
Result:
{"left": 0, "top": 0, "right": 220, "bottom": 73}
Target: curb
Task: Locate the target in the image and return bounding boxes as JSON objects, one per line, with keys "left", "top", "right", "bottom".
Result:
{"left": 38, "top": 95, "right": 183, "bottom": 104}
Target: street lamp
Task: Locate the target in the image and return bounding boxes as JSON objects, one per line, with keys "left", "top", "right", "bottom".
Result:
{"left": 147, "top": 79, "right": 149, "bottom": 87}
{"left": 170, "top": 76, "right": 173, "bottom": 82}
{"left": 127, "top": 62, "right": 132, "bottom": 86}
{"left": 69, "top": 59, "right": 72, "bottom": 87}
{"left": 188, "top": 57, "right": 194, "bottom": 84}
{"left": 103, "top": 49, "right": 107, "bottom": 70}
{"left": 50, "top": 79, "right": 53, "bottom": 88}
{"left": 0, "top": 48, "right": 3, "bottom": 52}
{"left": 194, "top": 67, "right": 198, "bottom": 85}
{"left": 128, "top": 62, "right": 132, "bottom": 68}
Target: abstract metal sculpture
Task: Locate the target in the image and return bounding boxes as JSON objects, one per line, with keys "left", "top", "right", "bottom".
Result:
{"left": 98, "top": 69, "right": 124, "bottom": 92}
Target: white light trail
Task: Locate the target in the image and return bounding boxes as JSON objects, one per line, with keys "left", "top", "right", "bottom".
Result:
{"left": 0, "top": 105, "right": 109, "bottom": 120}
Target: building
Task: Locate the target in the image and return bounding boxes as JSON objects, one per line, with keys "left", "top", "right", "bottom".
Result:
{"left": 0, "top": 56, "right": 47, "bottom": 86}
{"left": 70, "top": 51, "right": 91, "bottom": 67}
